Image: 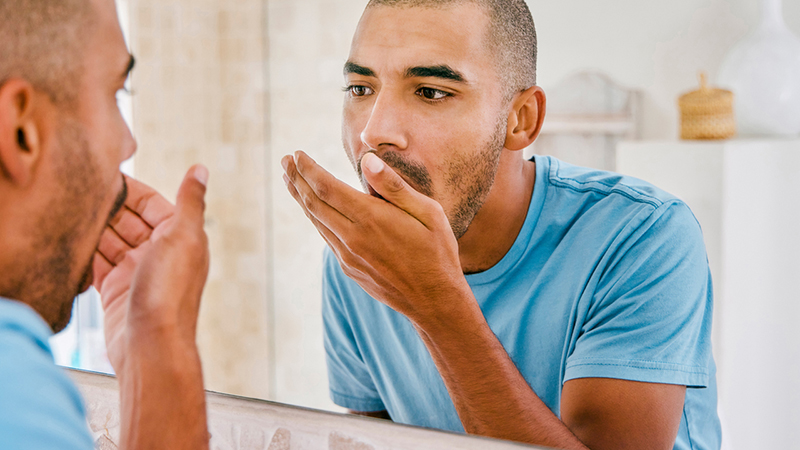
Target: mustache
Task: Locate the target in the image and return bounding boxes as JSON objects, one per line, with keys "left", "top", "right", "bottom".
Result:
{"left": 107, "top": 176, "right": 128, "bottom": 222}
{"left": 357, "top": 151, "right": 434, "bottom": 197}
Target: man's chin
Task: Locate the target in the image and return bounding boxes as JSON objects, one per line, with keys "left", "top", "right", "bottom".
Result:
{"left": 78, "top": 269, "right": 94, "bottom": 295}
{"left": 51, "top": 298, "right": 76, "bottom": 334}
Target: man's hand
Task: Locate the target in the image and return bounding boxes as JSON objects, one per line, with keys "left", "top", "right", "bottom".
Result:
{"left": 95, "top": 167, "right": 208, "bottom": 370}
{"left": 94, "top": 166, "right": 210, "bottom": 450}
{"left": 282, "top": 150, "right": 473, "bottom": 328}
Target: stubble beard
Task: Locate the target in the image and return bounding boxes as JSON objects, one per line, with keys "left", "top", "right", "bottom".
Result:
{"left": 444, "top": 116, "right": 506, "bottom": 239}
{"left": 347, "top": 115, "right": 507, "bottom": 240}
{"left": 22, "top": 118, "right": 107, "bottom": 333}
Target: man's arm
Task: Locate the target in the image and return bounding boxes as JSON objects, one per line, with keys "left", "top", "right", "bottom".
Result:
{"left": 283, "top": 151, "right": 685, "bottom": 449}
{"left": 94, "top": 167, "right": 210, "bottom": 450}
{"left": 415, "top": 301, "right": 685, "bottom": 448}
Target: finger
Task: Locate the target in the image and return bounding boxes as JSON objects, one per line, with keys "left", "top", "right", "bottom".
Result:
{"left": 97, "top": 226, "right": 134, "bottom": 265}
{"left": 284, "top": 173, "right": 353, "bottom": 264}
{"left": 360, "top": 152, "right": 443, "bottom": 227}
{"left": 289, "top": 151, "right": 367, "bottom": 222}
{"left": 92, "top": 252, "right": 114, "bottom": 292}
{"left": 108, "top": 207, "right": 155, "bottom": 248}
{"left": 283, "top": 154, "right": 354, "bottom": 232}
{"left": 123, "top": 175, "right": 176, "bottom": 229}
{"left": 98, "top": 252, "right": 141, "bottom": 309}
{"left": 174, "top": 165, "right": 209, "bottom": 229}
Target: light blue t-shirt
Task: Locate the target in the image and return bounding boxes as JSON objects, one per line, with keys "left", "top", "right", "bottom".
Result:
{"left": 322, "top": 156, "right": 721, "bottom": 450}
{"left": 0, "top": 298, "right": 94, "bottom": 449}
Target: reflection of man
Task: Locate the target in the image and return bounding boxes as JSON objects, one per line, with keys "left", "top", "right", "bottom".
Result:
{"left": 0, "top": 0, "right": 210, "bottom": 448}
{"left": 283, "top": 1, "right": 721, "bottom": 449}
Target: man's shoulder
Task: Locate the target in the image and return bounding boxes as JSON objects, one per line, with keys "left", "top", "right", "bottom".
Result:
{"left": 535, "top": 156, "right": 702, "bottom": 245}
{"left": 0, "top": 298, "right": 53, "bottom": 352}
{"left": 540, "top": 156, "right": 681, "bottom": 211}
{"left": 0, "top": 299, "right": 94, "bottom": 449}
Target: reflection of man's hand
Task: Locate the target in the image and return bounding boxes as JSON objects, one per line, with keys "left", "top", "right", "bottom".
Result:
{"left": 93, "top": 167, "right": 209, "bottom": 373}
{"left": 282, "top": 150, "right": 472, "bottom": 328}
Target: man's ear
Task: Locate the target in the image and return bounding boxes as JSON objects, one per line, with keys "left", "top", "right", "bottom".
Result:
{"left": 0, "top": 78, "right": 43, "bottom": 187}
{"left": 504, "top": 86, "right": 546, "bottom": 151}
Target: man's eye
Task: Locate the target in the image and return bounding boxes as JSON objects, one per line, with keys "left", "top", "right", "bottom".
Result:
{"left": 347, "top": 85, "right": 373, "bottom": 97}
{"left": 416, "top": 88, "right": 450, "bottom": 101}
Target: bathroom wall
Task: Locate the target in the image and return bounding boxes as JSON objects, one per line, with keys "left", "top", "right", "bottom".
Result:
{"left": 531, "top": 0, "right": 800, "bottom": 139}
{"left": 128, "top": 0, "right": 273, "bottom": 400}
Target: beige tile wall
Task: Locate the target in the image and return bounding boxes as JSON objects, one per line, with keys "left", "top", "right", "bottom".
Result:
{"left": 129, "top": 0, "right": 273, "bottom": 401}
{"left": 128, "top": 0, "right": 370, "bottom": 409}
{"left": 267, "top": 0, "right": 365, "bottom": 411}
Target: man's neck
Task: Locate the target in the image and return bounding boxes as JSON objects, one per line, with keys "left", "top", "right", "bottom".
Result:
{"left": 458, "top": 151, "right": 536, "bottom": 274}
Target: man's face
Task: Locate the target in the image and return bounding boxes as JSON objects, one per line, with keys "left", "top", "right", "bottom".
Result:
{"left": 342, "top": 4, "right": 509, "bottom": 239}
{"left": 30, "top": 0, "right": 136, "bottom": 332}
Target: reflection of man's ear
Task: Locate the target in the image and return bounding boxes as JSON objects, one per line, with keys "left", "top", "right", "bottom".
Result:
{"left": 504, "top": 85, "right": 546, "bottom": 151}
{"left": 0, "top": 79, "right": 43, "bottom": 187}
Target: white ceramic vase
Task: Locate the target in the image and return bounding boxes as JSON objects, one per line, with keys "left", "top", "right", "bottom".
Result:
{"left": 718, "top": 0, "right": 800, "bottom": 137}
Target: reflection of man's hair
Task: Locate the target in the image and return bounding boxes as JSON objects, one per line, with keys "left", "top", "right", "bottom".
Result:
{"left": 366, "top": 0, "right": 538, "bottom": 99}
{"left": 0, "top": 0, "right": 93, "bottom": 106}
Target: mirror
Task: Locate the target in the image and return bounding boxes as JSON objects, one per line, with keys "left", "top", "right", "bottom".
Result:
{"left": 52, "top": 1, "right": 800, "bottom": 448}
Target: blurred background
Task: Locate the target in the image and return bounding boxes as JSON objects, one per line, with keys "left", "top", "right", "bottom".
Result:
{"left": 51, "top": 1, "right": 800, "bottom": 448}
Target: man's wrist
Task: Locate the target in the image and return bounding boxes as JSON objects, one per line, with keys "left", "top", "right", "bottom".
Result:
{"left": 116, "top": 330, "right": 202, "bottom": 377}
{"left": 410, "top": 278, "right": 487, "bottom": 340}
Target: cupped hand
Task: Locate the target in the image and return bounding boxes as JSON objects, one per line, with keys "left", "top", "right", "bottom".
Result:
{"left": 93, "top": 166, "right": 210, "bottom": 372}
{"left": 282, "top": 151, "right": 470, "bottom": 328}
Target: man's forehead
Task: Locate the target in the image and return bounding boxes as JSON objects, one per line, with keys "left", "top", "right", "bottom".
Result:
{"left": 84, "top": 0, "right": 130, "bottom": 74}
{"left": 348, "top": 4, "right": 493, "bottom": 78}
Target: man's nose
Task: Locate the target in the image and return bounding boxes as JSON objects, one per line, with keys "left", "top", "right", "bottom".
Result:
{"left": 360, "top": 91, "right": 409, "bottom": 151}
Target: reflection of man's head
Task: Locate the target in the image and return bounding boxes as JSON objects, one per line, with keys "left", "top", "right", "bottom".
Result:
{"left": 342, "top": 0, "right": 539, "bottom": 238}
{"left": 0, "top": 0, "right": 134, "bottom": 332}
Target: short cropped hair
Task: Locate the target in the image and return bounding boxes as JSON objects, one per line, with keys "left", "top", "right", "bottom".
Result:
{"left": 0, "top": 0, "right": 93, "bottom": 105}
{"left": 366, "top": 0, "right": 537, "bottom": 97}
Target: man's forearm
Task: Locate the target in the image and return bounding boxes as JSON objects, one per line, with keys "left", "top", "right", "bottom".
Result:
{"left": 118, "top": 338, "right": 208, "bottom": 450}
{"left": 413, "top": 287, "right": 588, "bottom": 449}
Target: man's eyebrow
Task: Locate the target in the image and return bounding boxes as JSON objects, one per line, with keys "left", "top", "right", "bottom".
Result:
{"left": 122, "top": 54, "right": 136, "bottom": 79}
{"left": 404, "top": 65, "right": 466, "bottom": 83}
{"left": 344, "top": 61, "right": 375, "bottom": 77}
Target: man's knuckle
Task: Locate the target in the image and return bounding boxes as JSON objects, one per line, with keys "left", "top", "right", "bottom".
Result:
{"left": 386, "top": 176, "right": 405, "bottom": 193}
{"left": 315, "top": 180, "right": 331, "bottom": 202}
{"left": 340, "top": 251, "right": 358, "bottom": 270}
{"left": 300, "top": 191, "right": 317, "bottom": 213}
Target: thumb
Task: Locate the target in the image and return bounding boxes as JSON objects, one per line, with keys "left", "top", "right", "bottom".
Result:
{"left": 175, "top": 164, "right": 209, "bottom": 228}
{"left": 361, "top": 152, "right": 441, "bottom": 226}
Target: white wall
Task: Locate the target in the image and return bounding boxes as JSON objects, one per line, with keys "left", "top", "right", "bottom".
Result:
{"left": 532, "top": 0, "right": 800, "bottom": 139}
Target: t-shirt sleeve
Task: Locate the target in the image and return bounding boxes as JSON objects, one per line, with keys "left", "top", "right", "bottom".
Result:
{"left": 564, "top": 201, "right": 713, "bottom": 388}
{"left": 0, "top": 327, "right": 94, "bottom": 449}
{"left": 321, "top": 249, "right": 386, "bottom": 412}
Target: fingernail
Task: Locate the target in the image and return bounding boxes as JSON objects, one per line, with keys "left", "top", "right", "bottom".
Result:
{"left": 282, "top": 174, "right": 290, "bottom": 186}
{"left": 281, "top": 156, "right": 289, "bottom": 171}
{"left": 364, "top": 153, "right": 385, "bottom": 173}
{"left": 195, "top": 165, "right": 209, "bottom": 186}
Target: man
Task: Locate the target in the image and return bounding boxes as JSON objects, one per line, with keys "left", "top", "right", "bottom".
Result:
{"left": 282, "top": 0, "right": 721, "bottom": 449}
{"left": 0, "top": 0, "right": 210, "bottom": 448}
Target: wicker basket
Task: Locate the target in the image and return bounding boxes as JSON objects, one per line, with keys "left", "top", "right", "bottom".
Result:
{"left": 679, "top": 73, "right": 736, "bottom": 140}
